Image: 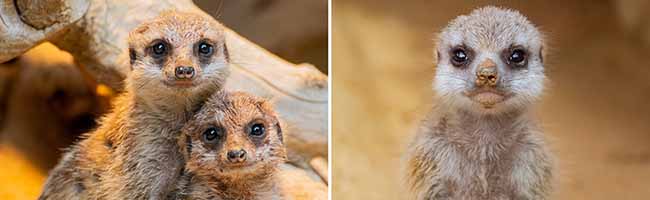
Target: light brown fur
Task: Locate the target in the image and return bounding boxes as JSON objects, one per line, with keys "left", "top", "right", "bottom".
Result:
{"left": 171, "top": 91, "right": 286, "bottom": 200}
{"left": 405, "top": 7, "right": 554, "bottom": 200}
{"left": 39, "top": 11, "right": 229, "bottom": 200}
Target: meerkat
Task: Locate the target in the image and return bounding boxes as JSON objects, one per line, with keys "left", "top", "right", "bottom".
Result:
{"left": 39, "top": 11, "right": 230, "bottom": 199}
{"left": 170, "top": 91, "right": 287, "bottom": 200}
{"left": 405, "top": 6, "right": 553, "bottom": 200}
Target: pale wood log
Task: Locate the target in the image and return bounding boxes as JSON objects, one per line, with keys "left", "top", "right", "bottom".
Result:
{"left": 277, "top": 163, "right": 329, "bottom": 200}
{"left": 0, "top": 0, "right": 88, "bottom": 62}
{"left": 310, "top": 156, "right": 329, "bottom": 184}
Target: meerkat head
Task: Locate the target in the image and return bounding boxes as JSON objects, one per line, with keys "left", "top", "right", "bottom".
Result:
{"left": 434, "top": 6, "right": 545, "bottom": 115}
{"left": 126, "top": 11, "right": 229, "bottom": 100}
{"left": 181, "top": 91, "right": 286, "bottom": 180}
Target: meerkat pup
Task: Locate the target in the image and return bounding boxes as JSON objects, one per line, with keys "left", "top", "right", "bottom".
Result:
{"left": 170, "top": 91, "right": 286, "bottom": 200}
{"left": 405, "top": 6, "right": 553, "bottom": 200}
{"left": 39, "top": 11, "right": 230, "bottom": 199}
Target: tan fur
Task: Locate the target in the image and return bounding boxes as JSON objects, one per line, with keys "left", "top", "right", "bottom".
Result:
{"left": 405, "top": 6, "right": 554, "bottom": 200}
{"left": 171, "top": 91, "right": 287, "bottom": 200}
{"left": 39, "top": 11, "right": 229, "bottom": 200}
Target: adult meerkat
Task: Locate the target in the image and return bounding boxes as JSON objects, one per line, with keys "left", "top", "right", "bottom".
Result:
{"left": 39, "top": 11, "right": 230, "bottom": 199}
{"left": 405, "top": 6, "right": 553, "bottom": 200}
{"left": 171, "top": 91, "right": 286, "bottom": 200}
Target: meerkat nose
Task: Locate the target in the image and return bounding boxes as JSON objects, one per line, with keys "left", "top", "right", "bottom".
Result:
{"left": 227, "top": 149, "right": 247, "bottom": 163}
{"left": 175, "top": 66, "right": 195, "bottom": 79}
{"left": 476, "top": 59, "right": 498, "bottom": 87}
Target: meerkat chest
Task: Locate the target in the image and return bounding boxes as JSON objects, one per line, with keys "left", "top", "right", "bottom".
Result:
{"left": 443, "top": 151, "right": 519, "bottom": 199}
{"left": 99, "top": 117, "right": 188, "bottom": 194}
{"left": 437, "top": 133, "right": 526, "bottom": 199}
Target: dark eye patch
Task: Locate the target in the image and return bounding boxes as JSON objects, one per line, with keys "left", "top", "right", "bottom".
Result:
{"left": 202, "top": 126, "right": 225, "bottom": 145}
{"left": 149, "top": 40, "right": 169, "bottom": 58}
{"left": 145, "top": 39, "right": 170, "bottom": 66}
{"left": 246, "top": 119, "right": 268, "bottom": 147}
{"left": 509, "top": 49, "right": 526, "bottom": 63}
{"left": 503, "top": 45, "right": 528, "bottom": 68}
{"left": 197, "top": 41, "right": 214, "bottom": 57}
{"left": 195, "top": 39, "right": 222, "bottom": 65}
{"left": 449, "top": 45, "right": 472, "bottom": 68}
{"left": 249, "top": 123, "right": 265, "bottom": 137}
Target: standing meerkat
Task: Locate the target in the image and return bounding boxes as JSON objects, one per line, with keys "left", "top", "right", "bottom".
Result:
{"left": 405, "top": 6, "right": 553, "bottom": 200}
{"left": 171, "top": 91, "right": 286, "bottom": 200}
{"left": 39, "top": 11, "right": 230, "bottom": 199}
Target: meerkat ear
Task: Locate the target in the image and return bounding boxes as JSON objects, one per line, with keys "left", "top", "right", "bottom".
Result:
{"left": 275, "top": 122, "right": 284, "bottom": 144}
{"left": 254, "top": 96, "right": 274, "bottom": 111}
{"left": 184, "top": 135, "right": 192, "bottom": 157}
{"left": 433, "top": 35, "right": 442, "bottom": 64}
{"left": 175, "top": 133, "right": 192, "bottom": 159}
{"left": 129, "top": 48, "right": 137, "bottom": 68}
{"left": 539, "top": 45, "right": 544, "bottom": 63}
{"left": 134, "top": 25, "right": 149, "bottom": 34}
{"left": 223, "top": 43, "right": 230, "bottom": 62}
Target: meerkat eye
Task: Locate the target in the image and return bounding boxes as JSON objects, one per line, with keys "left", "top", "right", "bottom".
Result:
{"left": 509, "top": 49, "right": 526, "bottom": 64}
{"left": 151, "top": 41, "right": 168, "bottom": 57}
{"left": 202, "top": 127, "right": 224, "bottom": 143}
{"left": 197, "top": 42, "right": 214, "bottom": 57}
{"left": 249, "top": 123, "right": 265, "bottom": 137}
{"left": 450, "top": 47, "right": 470, "bottom": 67}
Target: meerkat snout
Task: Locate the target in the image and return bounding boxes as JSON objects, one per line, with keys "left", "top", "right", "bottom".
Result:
{"left": 174, "top": 66, "right": 195, "bottom": 79}
{"left": 476, "top": 59, "right": 498, "bottom": 87}
{"left": 227, "top": 149, "right": 247, "bottom": 163}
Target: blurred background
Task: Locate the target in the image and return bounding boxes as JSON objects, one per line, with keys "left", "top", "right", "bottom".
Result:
{"left": 196, "top": 0, "right": 328, "bottom": 72}
{"left": 0, "top": 0, "right": 326, "bottom": 198}
{"left": 333, "top": 0, "right": 650, "bottom": 199}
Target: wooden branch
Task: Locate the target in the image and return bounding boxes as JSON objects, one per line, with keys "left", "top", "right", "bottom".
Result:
{"left": 278, "top": 163, "right": 328, "bottom": 200}
{"left": 0, "top": 0, "right": 327, "bottom": 164}
{"left": 310, "top": 156, "right": 329, "bottom": 184}
{"left": 0, "top": 0, "right": 88, "bottom": 62}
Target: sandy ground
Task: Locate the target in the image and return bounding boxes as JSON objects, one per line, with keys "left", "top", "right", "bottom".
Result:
{"left": 333, "top": 1, "right": 650, "bottom": 199}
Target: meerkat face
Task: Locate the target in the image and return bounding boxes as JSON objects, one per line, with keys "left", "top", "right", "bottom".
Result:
{"left": 433, "top": 6, "right": 545, "bottom": 115}
{"left": 182, "top": 92, "right": 286, "bottom": 179}
{"left": 126, "top": 11, "right": 230, "bottom": 98}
